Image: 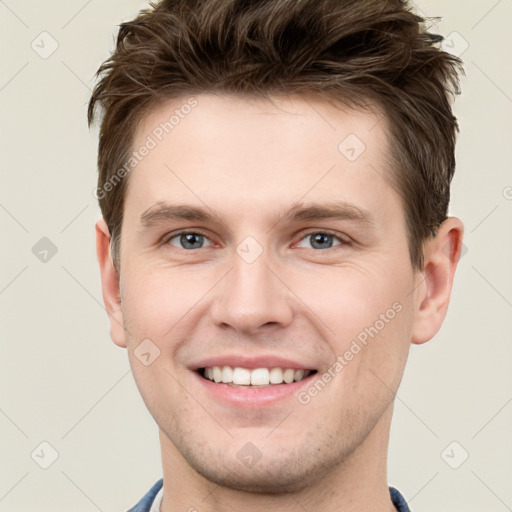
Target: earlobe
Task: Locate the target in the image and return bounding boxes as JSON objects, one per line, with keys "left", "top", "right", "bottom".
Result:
{"left": 95, "top": 218, "right": 127, "bottom": 348}
{"left": 411, "top": 217, "right": 464, "bottom": 345}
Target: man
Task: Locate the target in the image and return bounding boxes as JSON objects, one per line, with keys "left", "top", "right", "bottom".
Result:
{"left": 88, "top": 0, "right": 464, "bottom": 510}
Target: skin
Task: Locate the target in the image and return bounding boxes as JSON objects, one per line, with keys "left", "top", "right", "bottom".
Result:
{"left": 96, "top": 93, "right": 464, "bottom": 511}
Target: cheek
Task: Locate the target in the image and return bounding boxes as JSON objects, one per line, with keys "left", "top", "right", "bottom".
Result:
{"left": 120, "top": 262, "right": 211, "bottom": 341}
{"left": 299, "top": 263, "right": 414, "bottom": 377}
{"left": 298, "top": 264, "right": 405, "bottom": 334}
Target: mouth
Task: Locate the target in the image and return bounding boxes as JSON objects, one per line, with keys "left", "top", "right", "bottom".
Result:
{"left": 198, "top": 366, "right": 318, "bottom": 387}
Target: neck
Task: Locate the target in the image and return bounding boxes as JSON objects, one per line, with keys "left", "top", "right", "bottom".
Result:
{"left": 159, "top": 403, "right": 397, "bottom": 512}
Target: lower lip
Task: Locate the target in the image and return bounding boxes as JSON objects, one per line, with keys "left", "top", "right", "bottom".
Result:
{"left": 192, "top": 371, "right": 316, "bottom": 408}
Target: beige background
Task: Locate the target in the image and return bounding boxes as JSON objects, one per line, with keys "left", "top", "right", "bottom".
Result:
{"left": 1, "top": 1, "right": 511, "bottom": 510}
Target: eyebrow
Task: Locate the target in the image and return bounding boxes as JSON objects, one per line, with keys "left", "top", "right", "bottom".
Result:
{"left": 139, "top": 200, "right": 376, "bottom": 230}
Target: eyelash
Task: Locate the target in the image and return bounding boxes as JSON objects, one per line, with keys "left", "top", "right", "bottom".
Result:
{"left": 161, "top": 229, "right": 350, "bottom": 251}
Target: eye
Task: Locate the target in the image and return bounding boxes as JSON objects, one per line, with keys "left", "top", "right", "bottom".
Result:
{"left": 165, "top": 230, "right": 213, "bottom": 250}
{"left": 162, "top": 229, "right": 348, "bottom": 251}
{"left": 295, "top": 231, "right": 346, "bottom": 250}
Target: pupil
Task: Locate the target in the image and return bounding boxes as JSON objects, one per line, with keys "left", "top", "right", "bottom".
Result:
{"left": 312, "top": 233, "right": 332, "bottom": 249}
{"left": 182, "top": 233, "right": 202, "bottom": 249}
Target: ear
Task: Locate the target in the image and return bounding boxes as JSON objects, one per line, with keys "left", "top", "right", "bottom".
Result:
{"left": 95, "top": 218, "right": 127, "bottom": 348}
{"left": 411, "top": 217, "right": 464, "bottom": 345}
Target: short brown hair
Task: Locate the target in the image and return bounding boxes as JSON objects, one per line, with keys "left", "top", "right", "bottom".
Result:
{"left": 88, "top": 0, "right": 463, "bottom": 271}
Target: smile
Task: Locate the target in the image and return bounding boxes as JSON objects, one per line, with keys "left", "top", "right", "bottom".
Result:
{"left": 200, "top": 366, "right": 316, "bottom": 386}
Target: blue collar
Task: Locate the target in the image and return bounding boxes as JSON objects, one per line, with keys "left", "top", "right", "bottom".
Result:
{"left": 128, "top": 479, "right": 411, "bottom": 511}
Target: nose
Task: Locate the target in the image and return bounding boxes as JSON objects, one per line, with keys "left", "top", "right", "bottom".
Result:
{"left": 209, "top": 247, "right": 294, "bottom": 335}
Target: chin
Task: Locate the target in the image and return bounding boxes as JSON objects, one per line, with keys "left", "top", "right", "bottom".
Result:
{"left": 174, "top": 434, "right": 343, "bottom": 495}
{"left": 190, "top": 459, "right": 315, "bottom": 494}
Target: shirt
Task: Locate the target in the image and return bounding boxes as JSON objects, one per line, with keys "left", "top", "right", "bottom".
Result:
{"left": 127, "top": 478, "right": 412, "bottom": 511}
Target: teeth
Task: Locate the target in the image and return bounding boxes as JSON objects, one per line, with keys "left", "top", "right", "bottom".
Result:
{"left": 213, "top": 366, "right": 222, "bottom": 383}
{"left": 294, "top": 369, "right": 305, "bottom": 382}
{"left": 250, "top": 368, "right": 269, "bottom": 386}
{"left": 202, "top": 366, "right": 312, "bottom": 386}
{"left": 221, "top": 366, "right": 233, "bottom": 383}
{"left": 283, "top": 368, "right": 295, "bottom": 384}
{"left": 269, "top": 367, "right": 284, "bottom": 384}
{"left": 232, "top": 367, "right": 251, "bottom": 385}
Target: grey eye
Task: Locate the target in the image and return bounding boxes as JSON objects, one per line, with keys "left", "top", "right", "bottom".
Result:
{"left": 297, "top": 232, "right": 343, "bottom": 250}
{"left": 168, "top": 232, "right": 212, "bottom": 250}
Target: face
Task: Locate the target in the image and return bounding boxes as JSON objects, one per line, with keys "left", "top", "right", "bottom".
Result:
{"left": 111, "top": 93, "right": 423, "bottom": 492}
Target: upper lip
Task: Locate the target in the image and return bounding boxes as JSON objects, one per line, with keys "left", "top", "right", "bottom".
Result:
{"left": 190, "top": 355, "right": 315, "bottom": 371}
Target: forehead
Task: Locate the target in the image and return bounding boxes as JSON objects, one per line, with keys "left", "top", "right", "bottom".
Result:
{"left": 125, "top": 92, "right": 397, "bottom": 228}
{"left": 135, "top": 92, "right": 388, "bottom": 164}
